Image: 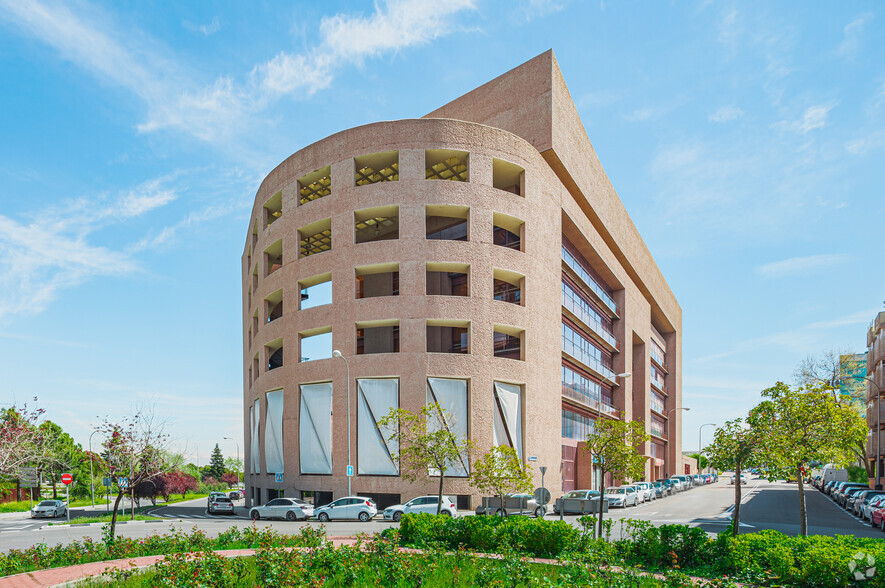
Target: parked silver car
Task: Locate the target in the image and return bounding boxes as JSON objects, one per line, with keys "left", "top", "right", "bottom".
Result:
{"left": 314, "top": 496, "right": 377, "bottom": 522}
{"left": 475, "top": 494, "right": 546, "bottom": 517}
{"left": 604, "top": 486, "right": 639, "bottom": 507}
{"left": 383, "top": 495, "right": 457, "bottom": 522}
{"left": 249, "top": 497, "right": 313, "bottom": 521}
{"left": 207, "top": 496, "right": 235, "bottom": 516}
{"left": 553, "top": 489, "right": 603, "bottom": 515}
{"left": 30, "top": 500, "right": 67, "bottom": 518}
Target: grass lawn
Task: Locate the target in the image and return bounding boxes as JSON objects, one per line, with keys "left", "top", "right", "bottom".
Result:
{"left": 47, "top": 514, "right": 160, "bottom": 525}
{"left": 2, "top": 492, "right": 212, "bottom": 520}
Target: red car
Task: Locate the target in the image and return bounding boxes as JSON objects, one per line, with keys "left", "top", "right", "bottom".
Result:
{"left": 870, "top": 504, "right": 885, "bottom": 530}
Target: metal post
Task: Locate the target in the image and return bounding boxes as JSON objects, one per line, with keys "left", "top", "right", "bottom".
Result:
{"left": 66, "top": 483, "right": 70, "bottom": 524}
{"left": 333, "top": 350, "right": 352, "bottom": 496}
{"left": 699, "top": 423, "right": 715, "bottom": 477}
{"left": 88, "top": 430, "right": 98, "bottom": 509}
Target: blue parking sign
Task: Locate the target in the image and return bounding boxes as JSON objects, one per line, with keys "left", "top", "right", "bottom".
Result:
{"left": 118, "top": 477, "right": 129, "bottom": 489}
{"left": 346, "top": 465, "right": 354, "bottom": 477}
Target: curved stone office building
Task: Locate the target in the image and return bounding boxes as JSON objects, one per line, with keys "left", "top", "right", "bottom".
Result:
{"left": 243, "top": 51, "right": 683, "bottom": 508}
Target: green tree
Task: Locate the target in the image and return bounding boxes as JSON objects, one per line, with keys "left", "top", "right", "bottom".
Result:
{"left": 582, "top": 418, "right": 650, "bottom": 539}
{"left": 705, "top": 418, "right": 761, "bottom": 536}
{"left": 36, "top": 421, "right": 82, "bottom": 499}
{"left": 687, "top": 453, "right": 708, "bottom": 470}
{"left": 471, "top": 445, "right": 533, "bottom": 518}
{"left": 209, "top": 444, "right": 225, "bottom": 480}
{"left": 749, "top": 381, "right": 861, "bottom": 536}
{"left": 379, "top": 403, "right": 473, "bottom": 515}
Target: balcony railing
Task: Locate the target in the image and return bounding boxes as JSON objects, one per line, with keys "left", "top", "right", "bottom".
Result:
{"left": 650, "top": 345, "right": 666, "bottom": 367}
{"left": 562, "top": 339, "right": 616, "bottom": 382}
{"left": 650, "top": 425, "right": 667, "bottom": 439}
{"left": 561, "top": 288, "right": 618, "bottom": 349}
{"left": 561, "top": 247, "right": 617, "bottom": 316}
{"left": 562, "top": 384, "right": 621, "bottom": 418}
{"left": 650, "top": 396, "right": 665, "bottom": 414}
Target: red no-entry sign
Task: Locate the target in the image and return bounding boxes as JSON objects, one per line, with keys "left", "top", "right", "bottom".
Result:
{"left": 61, "top": 473, "right": 73, "bottom": 485}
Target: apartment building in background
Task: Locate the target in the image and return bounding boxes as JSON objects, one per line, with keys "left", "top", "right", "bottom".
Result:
{"left": 867, "top": 312, "right": 885, "bottom": 487}
{"left": 242, "top": 51, "right": 683, "bottom": 508}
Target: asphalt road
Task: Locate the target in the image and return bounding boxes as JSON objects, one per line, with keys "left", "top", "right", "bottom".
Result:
{"left": 0, "top": 477, "right": 879, "bottom": 552}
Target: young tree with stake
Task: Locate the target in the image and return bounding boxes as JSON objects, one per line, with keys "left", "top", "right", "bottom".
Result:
{"left": 582, "top": 419, "right": 649, "bottom": 540}
{"left": 471, "top": 445, "right": 533, "bottom": 517}
{"left": 379, "top": 403, "right": 472, "bottom": 515}
{"left": 705, "top": 419, "right": 760, "bottom": 536}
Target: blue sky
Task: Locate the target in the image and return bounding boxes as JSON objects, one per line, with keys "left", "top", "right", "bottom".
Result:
{"left": 1, "top": 0, "right": 883, "bottom": 464}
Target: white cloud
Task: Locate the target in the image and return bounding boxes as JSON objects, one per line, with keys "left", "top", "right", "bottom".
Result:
{"left": 183, "top": 16, "right": 221, "bottom": 37}
{"left": 772, "top": 102, "right": 837, "bottom": 134}
{"left": 624, "top": 104, "right": 673, "bottom": 122}
{"left": 708, "top": 106, "right": 744, "bottom": 122}
{"left": 254, "top": 0, "right": 477, "bottom": 97}
{"left": 837, "top": 13, "right": 873, "bottom": 60}
{"left": 0, "top": 178, "right": 177, "bottom": 318}
{"left": 520, "top": 0, "right": 565, "bottom": 20}
{"left": 755, "top": 253, "right": 852, "bottom": 278}
{"left": 0, "top": 0, "right": 477, "bottom": 145}
{"left": 846, "top": 130, "right": 885, "bottom": 155}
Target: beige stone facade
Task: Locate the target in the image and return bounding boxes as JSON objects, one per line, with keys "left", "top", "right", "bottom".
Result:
{"left": 242, "top": 51, "right": 682, "bottom": 508}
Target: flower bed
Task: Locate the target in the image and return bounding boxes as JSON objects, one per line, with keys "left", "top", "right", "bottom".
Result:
{"left": 0, "top": 525, "right": 324, "bottom": 577}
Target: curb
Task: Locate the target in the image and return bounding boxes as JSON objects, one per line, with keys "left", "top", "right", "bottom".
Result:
{"left": 40, "top": 519, "right": 182, "bottom": 530}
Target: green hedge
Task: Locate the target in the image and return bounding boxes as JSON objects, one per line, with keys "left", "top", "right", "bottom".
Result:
{"left": 396, "top": 514, "right": 885, "bottom": 587}
{"left": 395, "top": 513, "right": 582, "bottom": 559}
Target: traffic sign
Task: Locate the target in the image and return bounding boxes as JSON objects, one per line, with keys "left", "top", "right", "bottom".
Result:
{"left": 118, "top": 477, "right": 129, "bottom": 489}
{"left": 533, "top": 487, "right": 551, "bottom": 505}
{"left": 540, "top": 466, "right": 548, "bottom": 475}
{"left": 346, "top": 465, "right": 354, "bottom": 477}
{"left": 18, "top": 467, "right": 38, "bottom": 489}
{"left": 61, "top": 473, "right": 73, "bottom": 485}
{"left": 102, "top": 477, "right": 112, "bottom": 487}
{"left": 275, "top": 473, "right": 284, "bottom": 483}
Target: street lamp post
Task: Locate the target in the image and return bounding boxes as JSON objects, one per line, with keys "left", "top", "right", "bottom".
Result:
{"left": 88, "top": 430, "right": 99, "bottom": 509}
{"left": 666, "top": 407, "right": 690, "bottom": 477}
{"left": 842, "top": 375, "right": 883, "bottom": 490}
{"left": 332, "top": 350, "right": 352, "bottom": 496}
{"left": 224, "top": 436, "right": 241, "bottom": 488}
{"left": 698, "top": 423, "right": 715, "bottom": 475}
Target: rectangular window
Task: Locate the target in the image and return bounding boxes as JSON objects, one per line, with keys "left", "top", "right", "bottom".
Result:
{"left": 493, "top": 278, "right": 521, "bottom": 304}
{"left": 426, "top": 271, "right": 468, "bottom": 296}
{"left": 300, "top": 218, "right": 332, "bottom": 258}
{"left": 561, "top": 240, "right": 617, "bottom": 314}
{"left": 426, "top": 205, "right": 469, "bottom": 241}
{"left": 561, "top": 409, "right": 594, "bottom": 440}
{"left": 298, "top": 166, "right": 331, "bottom": 205}
{"left": 356, "top": 323, "right": 400, "bottom": 355}
{"left": 494, "top": 328, "right": 522, "bottom": 360}
{"left": 355, "top": 151, "right": 399, "bottom": 186}
{"left": 427, "top": 323, "right": 469, "bottom": 354}
{"left": 300, "top": 328, "right": 332, "bottom": 362}
{"left": 264, "top": 240, "right": 283, "bottom": 277}
{"left": 357, "top": 378, "right": 399, "bottom": 475}
{"left": 426, "top": 377, "right": 469, "bottom": 476}
{"left": 265, "top": 290, "right": 283, "bottom": 323}
{"left": 299, "top": 383, "right": 333, "bottom": 475}
{"left": 264, "top": 191, "right": 282, "bottom": 227}
{"left": 561, "top": 322, "right": 614, "bottom": 380}
{"left": 266, "top": 339, "right": 283, "bottom": 371}
{"left": 355, "top": 206, "right": 399, "bottom": 244}
{"left": 299, "top": 273, "right": 332, "bottom": 310}
{"left": 356, "top": 272, "right": 399, "bottom": 298}
{"left": 425, "top": 149, "right": 468, "bottom": 182}
{"left": 493, "top": 212, "right": 523, "bottom": 251}
{"left": 492, "top": 158, "right": 524, "bottom": 195}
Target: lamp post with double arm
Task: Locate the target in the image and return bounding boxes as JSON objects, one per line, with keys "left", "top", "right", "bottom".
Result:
{"left": 88, "top": 430, "right": 99, "bottom": 508}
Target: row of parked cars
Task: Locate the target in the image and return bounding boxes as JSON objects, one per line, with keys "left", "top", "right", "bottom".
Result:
{"left": 816, "top": 478, "right": 885, "bottom": 529}
{"left": 603, "top": 473, "right": 718, "bottom": 508}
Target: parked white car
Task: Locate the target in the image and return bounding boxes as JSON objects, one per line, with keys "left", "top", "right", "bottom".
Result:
{"left": 314, "top": 496, "right": 377, "bottom": 522}
{"left": 383, "top": 495, "right": 457, "bottom": 521}
{"left": 249, "top": 497, "right": 313, "bottom": 521}
{"left": 604, "top": 486, "right": 639, "bottom": 508}
{"left": 729, "top": 474, "right": 748, "bottom": 485}
{"left": 669, "top": 476, "right": 686, "bottom": 491}
{"left": 30, "top": 500, "right": 67, "bottom": 519}
{"left": 632, "top": 482, "right": 655, "bottom": 502}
